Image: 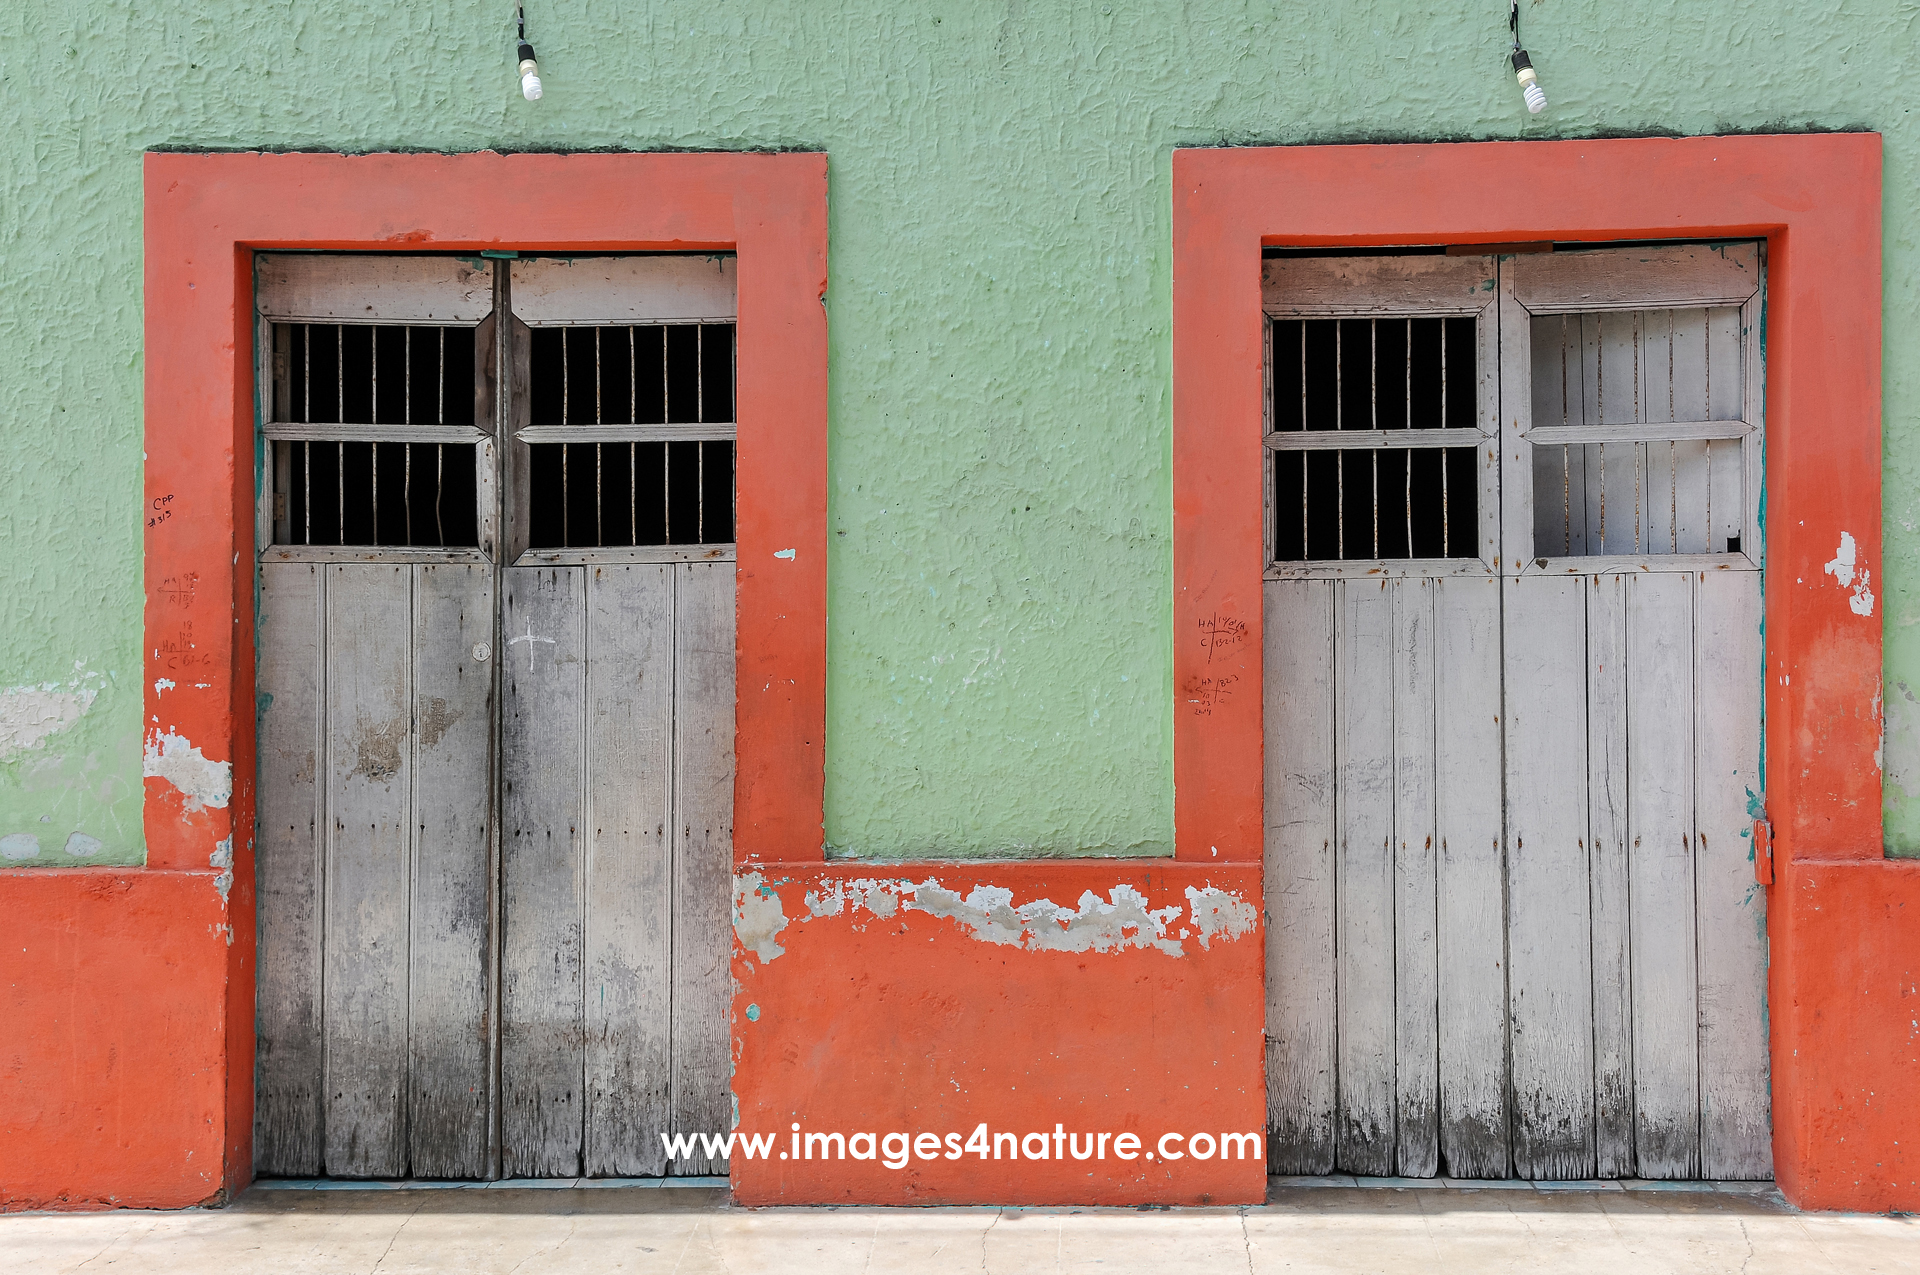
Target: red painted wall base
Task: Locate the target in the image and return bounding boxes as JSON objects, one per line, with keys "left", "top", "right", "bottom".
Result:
{"left": 730, "top": 862, "right": 1266, "bottom": 1205}
{"left": 1770, "top": 859, "right": 1920, "bottom": 1211}
{"left": 1, "top": 870, "right": 235, "bottom": 1211}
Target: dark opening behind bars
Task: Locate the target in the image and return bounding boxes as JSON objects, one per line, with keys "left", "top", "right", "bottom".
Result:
{"left": 527, "top": 323, "right": 735, "bottom": 425}
{"left": 1269, "top": 316, "right": 1479, "bottom": 562}
{"left": 271, "top": 322, "right": 481, "bottom": 547}
{"left": 527, "top": 440, "right": 735, "bottom": 549}
{"left": 279, "top": 440, "right": 479, "bottom": 547}
{"left": 525, "top": 323, "right": 738, "bottom": 549}
{"left": 278, "top": 323, "right": 476, "bottom": 426}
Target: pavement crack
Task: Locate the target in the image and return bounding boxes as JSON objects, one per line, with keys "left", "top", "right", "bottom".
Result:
{"left": 981, "top": 1209, "right": 1002, "bottom": 1273}
{"left": 1238, "top": 1206, "right": 1256, "bottom": 1275}
{"left": 368, "top": 1199, "right": 428, "bottom": 1274}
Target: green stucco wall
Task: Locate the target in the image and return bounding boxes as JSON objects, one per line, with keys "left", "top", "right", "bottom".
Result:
{"left": 3, "top": 1, "right": 1916, "bottom": 864}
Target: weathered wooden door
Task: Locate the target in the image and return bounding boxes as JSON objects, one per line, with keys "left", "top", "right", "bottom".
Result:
{"left": 254, "top": 254, "right": 738, "bottom": 1180}
{"left": 1263, "top": 245, "right": 1769, "bottom": 1180}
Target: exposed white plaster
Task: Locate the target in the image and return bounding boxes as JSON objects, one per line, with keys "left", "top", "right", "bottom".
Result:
{"left": 734, "top": 871, "right": 790, "bottom": 963}
{"left": 62, "top": 832, "right": 102, "bottom": 858}
{"left": 211, "top": 835, "right": 234, "bottom": 901}
{"left": 142, "top": 729, "right": 232, "bottom": 811}
{"left": 0, "top": 670, "right": 104, "bottom": 761}
{"left": 1184, "top": 885, "right": 1259, "bottom": 949}
{"left": 1, "top": 833, "right": 42, "bottom": 860}
{"left": 154, "top": 678, "right": 176, "bottom": 695}
{"left": 1824, "top": 531, "right": 1875, "bottom": 616}
{"left": 737, "top": 873, "right": 1258, "bottom": 960}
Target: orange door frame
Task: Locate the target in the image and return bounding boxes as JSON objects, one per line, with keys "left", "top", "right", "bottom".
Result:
{"left": 134, "top": 150, "right": 829, "bottom": 1200}
{"left": 1171, "top": 135, "right": 1920, "bottom": 1210}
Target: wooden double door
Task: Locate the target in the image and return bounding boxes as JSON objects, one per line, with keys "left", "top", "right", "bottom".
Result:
{"left": 1262, "top": 245, "right": 1771, "bottom": 1179}
{"left": 253, "top": 253, "right": 739, "bottom": 1180}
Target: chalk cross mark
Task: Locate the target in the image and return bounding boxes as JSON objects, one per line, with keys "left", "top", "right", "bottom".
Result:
{"left": 508, "top": 619, "right": 556, "bottom": 671}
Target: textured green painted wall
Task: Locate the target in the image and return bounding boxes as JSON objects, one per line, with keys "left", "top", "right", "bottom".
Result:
{"left": 2, "top": 1, "right": 1915, "bottom": 864}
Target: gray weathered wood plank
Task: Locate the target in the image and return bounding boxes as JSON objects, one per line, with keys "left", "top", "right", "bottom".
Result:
{"left": 500, "top": 565, "right": 588, "bottom": 1177}
{"left": 256, "top": 254, "right": 493, "bottom": 324}
{"left": 583, "top": 565, "right": 677, "bottom": 1177}
{"left": 1263, "top": 579, "right": 1337, "bottom": 1175}
{"left": 407, "top": 564, "right": 495, "bottom": 1179}
{"left": 1586, "top": 573, "right": 1635, "bottom": 1178}
{"left": 255, "top": 562, "right": 326, "bottom": 1177}
{"left": 1627, "top": 572, "right": 1702, "bottom": 1178}
{"left": 668, "top": 562, "right": 737, "bottom": 1176}
{"left": 1432, "top": 575, "right": 1509, "bottom": 1178}
{"left": 1262, "top": 255, "right": 1497, "bottom": 316}
{"left": 1334, "top": 580, "right": 1397, "bottom": 1176}
{"left": 1502, "top": 574, "right": 1596, "bottom": 1180}
{"left": 510, "top": 256, "right": 737, "bottom": 326}
{"left": 322, "top": 564, "right": 414, "bottom": 1178}
{"left": 1694, "top": 569, "right": 1772, "bottom": 1178}
{"left": 1509, "top": 244, "right": 1760, "bottom": 312}
{"left": 1393, "top": 579, "right": 1440, "bottom": 1177}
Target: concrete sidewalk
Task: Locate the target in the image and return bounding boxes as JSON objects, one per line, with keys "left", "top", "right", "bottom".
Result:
{"left": 6, "top": 1180, "right": 1917, "bottom": 1273}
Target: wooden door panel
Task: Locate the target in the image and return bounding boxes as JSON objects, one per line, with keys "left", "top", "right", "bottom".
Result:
{"left": 500, "top": 565, "right": 588, "bottom": 1177}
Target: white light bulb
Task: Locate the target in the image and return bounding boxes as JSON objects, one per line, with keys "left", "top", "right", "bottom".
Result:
{"left": 1512, "top": 50, "right": 1546, "bottom": 114}
{"left": 517, "top": 37, "right": 542, "bottom": 101}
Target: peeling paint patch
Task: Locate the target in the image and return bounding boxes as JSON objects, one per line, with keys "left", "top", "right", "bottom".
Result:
{"left": 142, "top": 729, "right": 233, "bottom": 811}
{"left": 1, "top": 832, "right": 42, "bottom": 860}
{"left": 210, "top": 836, "right": 234, "bottom": 901}
{"left": 1184, "top": 885, "right": 1259, "bottom": 949}
{"left": 734, "top": 871, "right": 790, "bottom": 963}
{"left": 753, "top": 874, "right": 1258, "bottom": 958}
{"left": 62, "top": 831, "right": 102, "bottom": 858}
{"left": 0, "top": 673, "right": 103, "bottom": 761}
{"left": 1823, "top": 531, "right": 1875, "bottom": 616}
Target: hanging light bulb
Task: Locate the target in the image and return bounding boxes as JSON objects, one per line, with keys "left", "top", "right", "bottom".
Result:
{"left": 1508, "top": 2, "right": 1545, "bottom": 114}
{"left": 1512, "top": 48, "right": 1546, "bottom": 113}
{"left": 516, "top": 6, "right": 543, "bottom": 101}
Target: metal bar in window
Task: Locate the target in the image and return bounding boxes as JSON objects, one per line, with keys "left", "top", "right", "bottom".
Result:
{"left": 1440, "top": 318, "right": 1448, "bottom": 557}
{"left": 303, "top": 325, "right": 312, "bottom": 546}
{"left": 1404, "top": 318, "right": 1412, "bottom": 556}
{"left": 1336, "top": 321, "right": 1344, "bottom": 560}
{"left": 629, "top": 442, "right": 637, "bottom": 544}
{"left": 699, "top": 439, "right": 706, "bottom": 543}
{"left": 661, "top": 325, "right": 669, "bottom": 424}
{"left": 1704, "top": 307, "right": 1712, "bottom": 540}
{"left": 1298, "top": 322, "right": 1307, "bottom": 556}
{"left": 403, "top": 328, "right": 411, "bottom": 546}
{"left": 628, "top": 326, "right": 636, "bottom": 425}
{"left": 697, "top": 325, "right": 705, "bottom": 425}
{"left": 337, "top": 324, "right": 344, "bottom": 546}
{"left": 595, "top": 328, "right": 603, "bottom": 547}
{"left": 1370, "top": 319, "right": 1379, "bottom": 560}
{"left": 436, "top": 444, "right": 445, "bottom": 547}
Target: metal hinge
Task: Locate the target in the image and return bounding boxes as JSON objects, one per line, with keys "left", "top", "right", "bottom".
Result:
{"left": 273, "top": 492, "right": 287, "bottom": 523}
